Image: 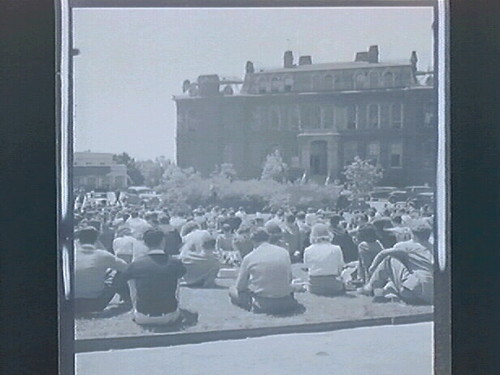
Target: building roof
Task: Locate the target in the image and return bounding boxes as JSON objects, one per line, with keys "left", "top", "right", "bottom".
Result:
{"left": 254, "top": 60, "right": 410, "bottom": 74}
{"left": 73, "top": 166, "right": 111, "bottom": 177}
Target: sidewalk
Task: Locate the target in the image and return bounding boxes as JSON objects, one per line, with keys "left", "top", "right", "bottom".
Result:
{"left": 76, "top": 322, "right": 433, "bottom": 375}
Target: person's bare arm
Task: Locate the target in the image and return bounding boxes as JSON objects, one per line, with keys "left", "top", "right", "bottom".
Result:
{"left": 368, "top": 248, "right": 408, "bottom": 274}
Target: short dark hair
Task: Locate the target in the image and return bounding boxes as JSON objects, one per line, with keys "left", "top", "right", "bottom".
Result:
{"left": 250, "top": 228, "right": 269, "bottom": 243}
{"left": 286, "top": 214, "right": 295, "bottom": 223}
{"left": 160, "top": 215, "right": 170, "bottom": 224}
{"left": 77, "top": 227, "right": 99, "bottom": 244}
{"left": 357, "top": 224, "right": 378, "bottom": 243}
{"left": 411, "top": 224, "right": 432, "bottom": 242}
{"left": 329, "top": 215, "right": 343, "bottom": 227}
{"left": 143, "top": 229, "right": 164, "bottom": 249}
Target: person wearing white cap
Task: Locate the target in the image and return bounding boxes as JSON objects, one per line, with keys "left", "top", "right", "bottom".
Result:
{"left": 303, "top": 223, "right": 345, "bottom": 296}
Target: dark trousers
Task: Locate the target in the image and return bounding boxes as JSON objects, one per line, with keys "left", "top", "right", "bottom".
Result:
{"left": 229, "top": 286, "right": 298, "bottom": 314}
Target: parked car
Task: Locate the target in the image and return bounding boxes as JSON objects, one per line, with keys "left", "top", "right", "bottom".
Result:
{"left": 388, "top": 190, "right": 410, "bottom": 204}
{"left": 404, "top": 186, "right": 433, "bottom": 197}
{"left": 84, "top": 191, "right": 117, "bottom": 207}
{"left": 369, "top": 186, "right": 398, "bottom": 201}
{"left": 127, "top": 186, "right": 161, "bottom": 200}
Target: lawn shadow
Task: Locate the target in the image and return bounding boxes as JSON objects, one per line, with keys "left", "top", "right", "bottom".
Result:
{"left": 142, "top": 309, "right": 199, "bottom": 333}
{"left": 265, "top": 302, "right": 307, "bottom": 317}
{"left": 75, "top": 303, "right": 132, "bottom": 320}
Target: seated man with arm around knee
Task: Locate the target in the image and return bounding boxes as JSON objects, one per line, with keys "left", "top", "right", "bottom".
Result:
{"left": 358, "top": 223, "right": 434, "bottom": 305}
{"left": 120, "top": 229, "right": 187, "bottom": 325}
{"left": 229, "top": 227, "right": 297, "bottom": 314}
{"left": 74, "top": 226, "right": 128, "bottom": 313}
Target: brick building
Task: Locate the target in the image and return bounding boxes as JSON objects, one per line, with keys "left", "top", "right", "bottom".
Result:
{"left": 73, "top": 152, "right": 128, "bottom": 190}
{"left": 174, "top": 46, "right": 436, "bottom": 186}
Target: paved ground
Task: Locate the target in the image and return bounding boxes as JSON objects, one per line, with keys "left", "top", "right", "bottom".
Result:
{"left": 76, "top": 322, "right": 433, "bottom": 375}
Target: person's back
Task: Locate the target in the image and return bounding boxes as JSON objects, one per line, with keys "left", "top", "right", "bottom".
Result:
{"left": 237, "top": 242, "right": 292, "bottom": 298}
{"left": 123, "top": 251, "right": 185, "bottom": 316}
{"left": 75, "top": 245, "right": 126, "bottom": 299}
{"left": 392, "top": 239, "right": 433, "bottom": 273}
{"left": 121, "top": 229, "right": 187, "bottom": 324}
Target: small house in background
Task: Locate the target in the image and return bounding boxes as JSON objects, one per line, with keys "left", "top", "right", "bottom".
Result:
{"left": 73, "top": 152, "right": 128, "bottom": 191}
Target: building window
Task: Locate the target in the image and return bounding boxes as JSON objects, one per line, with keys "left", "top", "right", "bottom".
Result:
{"left": 323, "top": 75, "right": 334, "bottom": 90}
{"left": 87, "top": 176, "right": 97, "bottom": 187}
{"left": 269, "top": 106, "right": 281, "bottom": 129}
{"left": 311, "top": 105, "right": 321, "bottom": 129}
{"left": 367, "top": 142, "right": 380, "bottom": 165}
{"left": 424, "top": 102, "right": 435, "bottom": 127}
{"left": 347, "top": 105, "right": 358, "bottom": 129}
{"left": 258, "top": 78, "right": 267, "bottom": 93}
{"left": 343, "top": 141, "right": 358, "bottom": 165}
{"left": 380, "top": 104, "right": 390, "bottom": 127}
{"left": 115, "top": 176, "right": 125, "bottom": 188}
{"left": 367, "top": 104, "right": 380, "bottom": 128}
{"left": 389, "top": 143, "right": 403, "bottom": 168}
{"left": 391, "top": 103, "right": 403, "bottom": 128}
{"left": 383, "top": 71, "right": 394, "bottom": 87}
{"left": 354, "top": 72, "right": 367, "bottom": 89}
{"left": 288, "top": 106, "right": 300, "bottom": 130}
{"left": 310, "top": 140, "right": 328, "bottom": 175}
{"left": 271, "top": 76, "right": 281, "bottom": 93}
{"left": 312, "top": 74, "right": 321, "bottom": 91}
{"left": 284, "top": 75, "right": 293, "bottom": 92}
{"left": 369, "top": 71, "right": 379, "bottom": 88}
{"left": 322, "top": 105, "right": 334, "bottom": 129}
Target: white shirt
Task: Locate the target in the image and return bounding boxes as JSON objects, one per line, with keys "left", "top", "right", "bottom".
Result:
{"left": 126, "top": 217, "right": 151, "bottom": 239}
{"left": 303, "top": 242, "right": 345, "bottom": 277}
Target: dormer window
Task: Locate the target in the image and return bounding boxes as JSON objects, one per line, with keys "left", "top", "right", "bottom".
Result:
{"left": 354, "top": 72, "right": 367, "bottom": 89}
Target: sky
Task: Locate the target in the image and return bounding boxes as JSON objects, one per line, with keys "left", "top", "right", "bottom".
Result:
{"left": 73, "top": 7, "right": 434, "bottom": 162}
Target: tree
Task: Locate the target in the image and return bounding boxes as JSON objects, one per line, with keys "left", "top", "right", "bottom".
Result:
{"left": 210, "top": 163, "right": 237, "bottom": 181}
{"left": 261, "top": 150, "right": 288, "bottom": 182}
{"left": 343, "top": 156, "right": 383, "bottom": 198}
{"left": 113, "top": 152, "right": 145, "bottom": 186}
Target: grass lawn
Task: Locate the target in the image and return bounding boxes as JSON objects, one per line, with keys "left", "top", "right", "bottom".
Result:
{"left": 76, "top": 264, "right": 433, "bottom": 339}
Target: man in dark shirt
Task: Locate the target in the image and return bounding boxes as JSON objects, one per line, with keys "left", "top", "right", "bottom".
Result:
{"left": 329, "top": 215, "right": 358, "bottom": 263}
{"left": 120, "top": 229, "right": 186, "bottom": 325}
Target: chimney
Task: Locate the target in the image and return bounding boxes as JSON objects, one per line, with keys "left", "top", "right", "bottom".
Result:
{"left": 368, "top": 45, "right": 379, "bottom": 63}
{"left": 410, "top": 51, "right": 418, "bottom": 81}
{"left": 197, "top": 75, "right": 220, "bottom": 96}
{"left": 298, "top": 55, "right": 312, "bottom": 65}
{"left": 245, "top": 61, "right": 255, "bottom": 74}
{"left": 284, "top": 50, "right": 294, "bottom": 68}
{"left": 355, "top": 52, "right": 369, "bottom": 62}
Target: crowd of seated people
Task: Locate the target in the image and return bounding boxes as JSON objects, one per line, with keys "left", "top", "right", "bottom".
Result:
{"left": 73, "top": 197, "right": 435, "bottom": 325}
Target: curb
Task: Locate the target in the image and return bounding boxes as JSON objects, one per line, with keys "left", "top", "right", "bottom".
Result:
{"left": 75, "top": 312, "right": 433, "bottom": 353}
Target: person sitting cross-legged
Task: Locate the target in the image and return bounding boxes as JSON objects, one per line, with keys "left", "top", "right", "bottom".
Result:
{"left": 303, "top": 223, "right": 345, "bottom": 296}
{"left": 119, "top": 229, "right": 187, "bottom": 326}
{"left": 358, "top": 224, "right": 434, "bottom": 305}
{"left": 74, "top": 226, "right": 129, "bottom": 313}
{"left": 229, "top": 228, "right": 298, "bottom": 314}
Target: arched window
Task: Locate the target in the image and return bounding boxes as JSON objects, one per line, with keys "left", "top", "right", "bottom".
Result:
{"left": 354, "top": 72, "right": 367, "bottom": 89}
{"left": 391, "top": 103, "right": 403, "bottom": 128}
{"left": 323, "top": 75, "right": 334, "bottom": 90}
{"left": 369, "top": 71, "right": 379, "bottom": 88}
{"left": 383, "top": 71, "right": 394, "bottom": 87}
